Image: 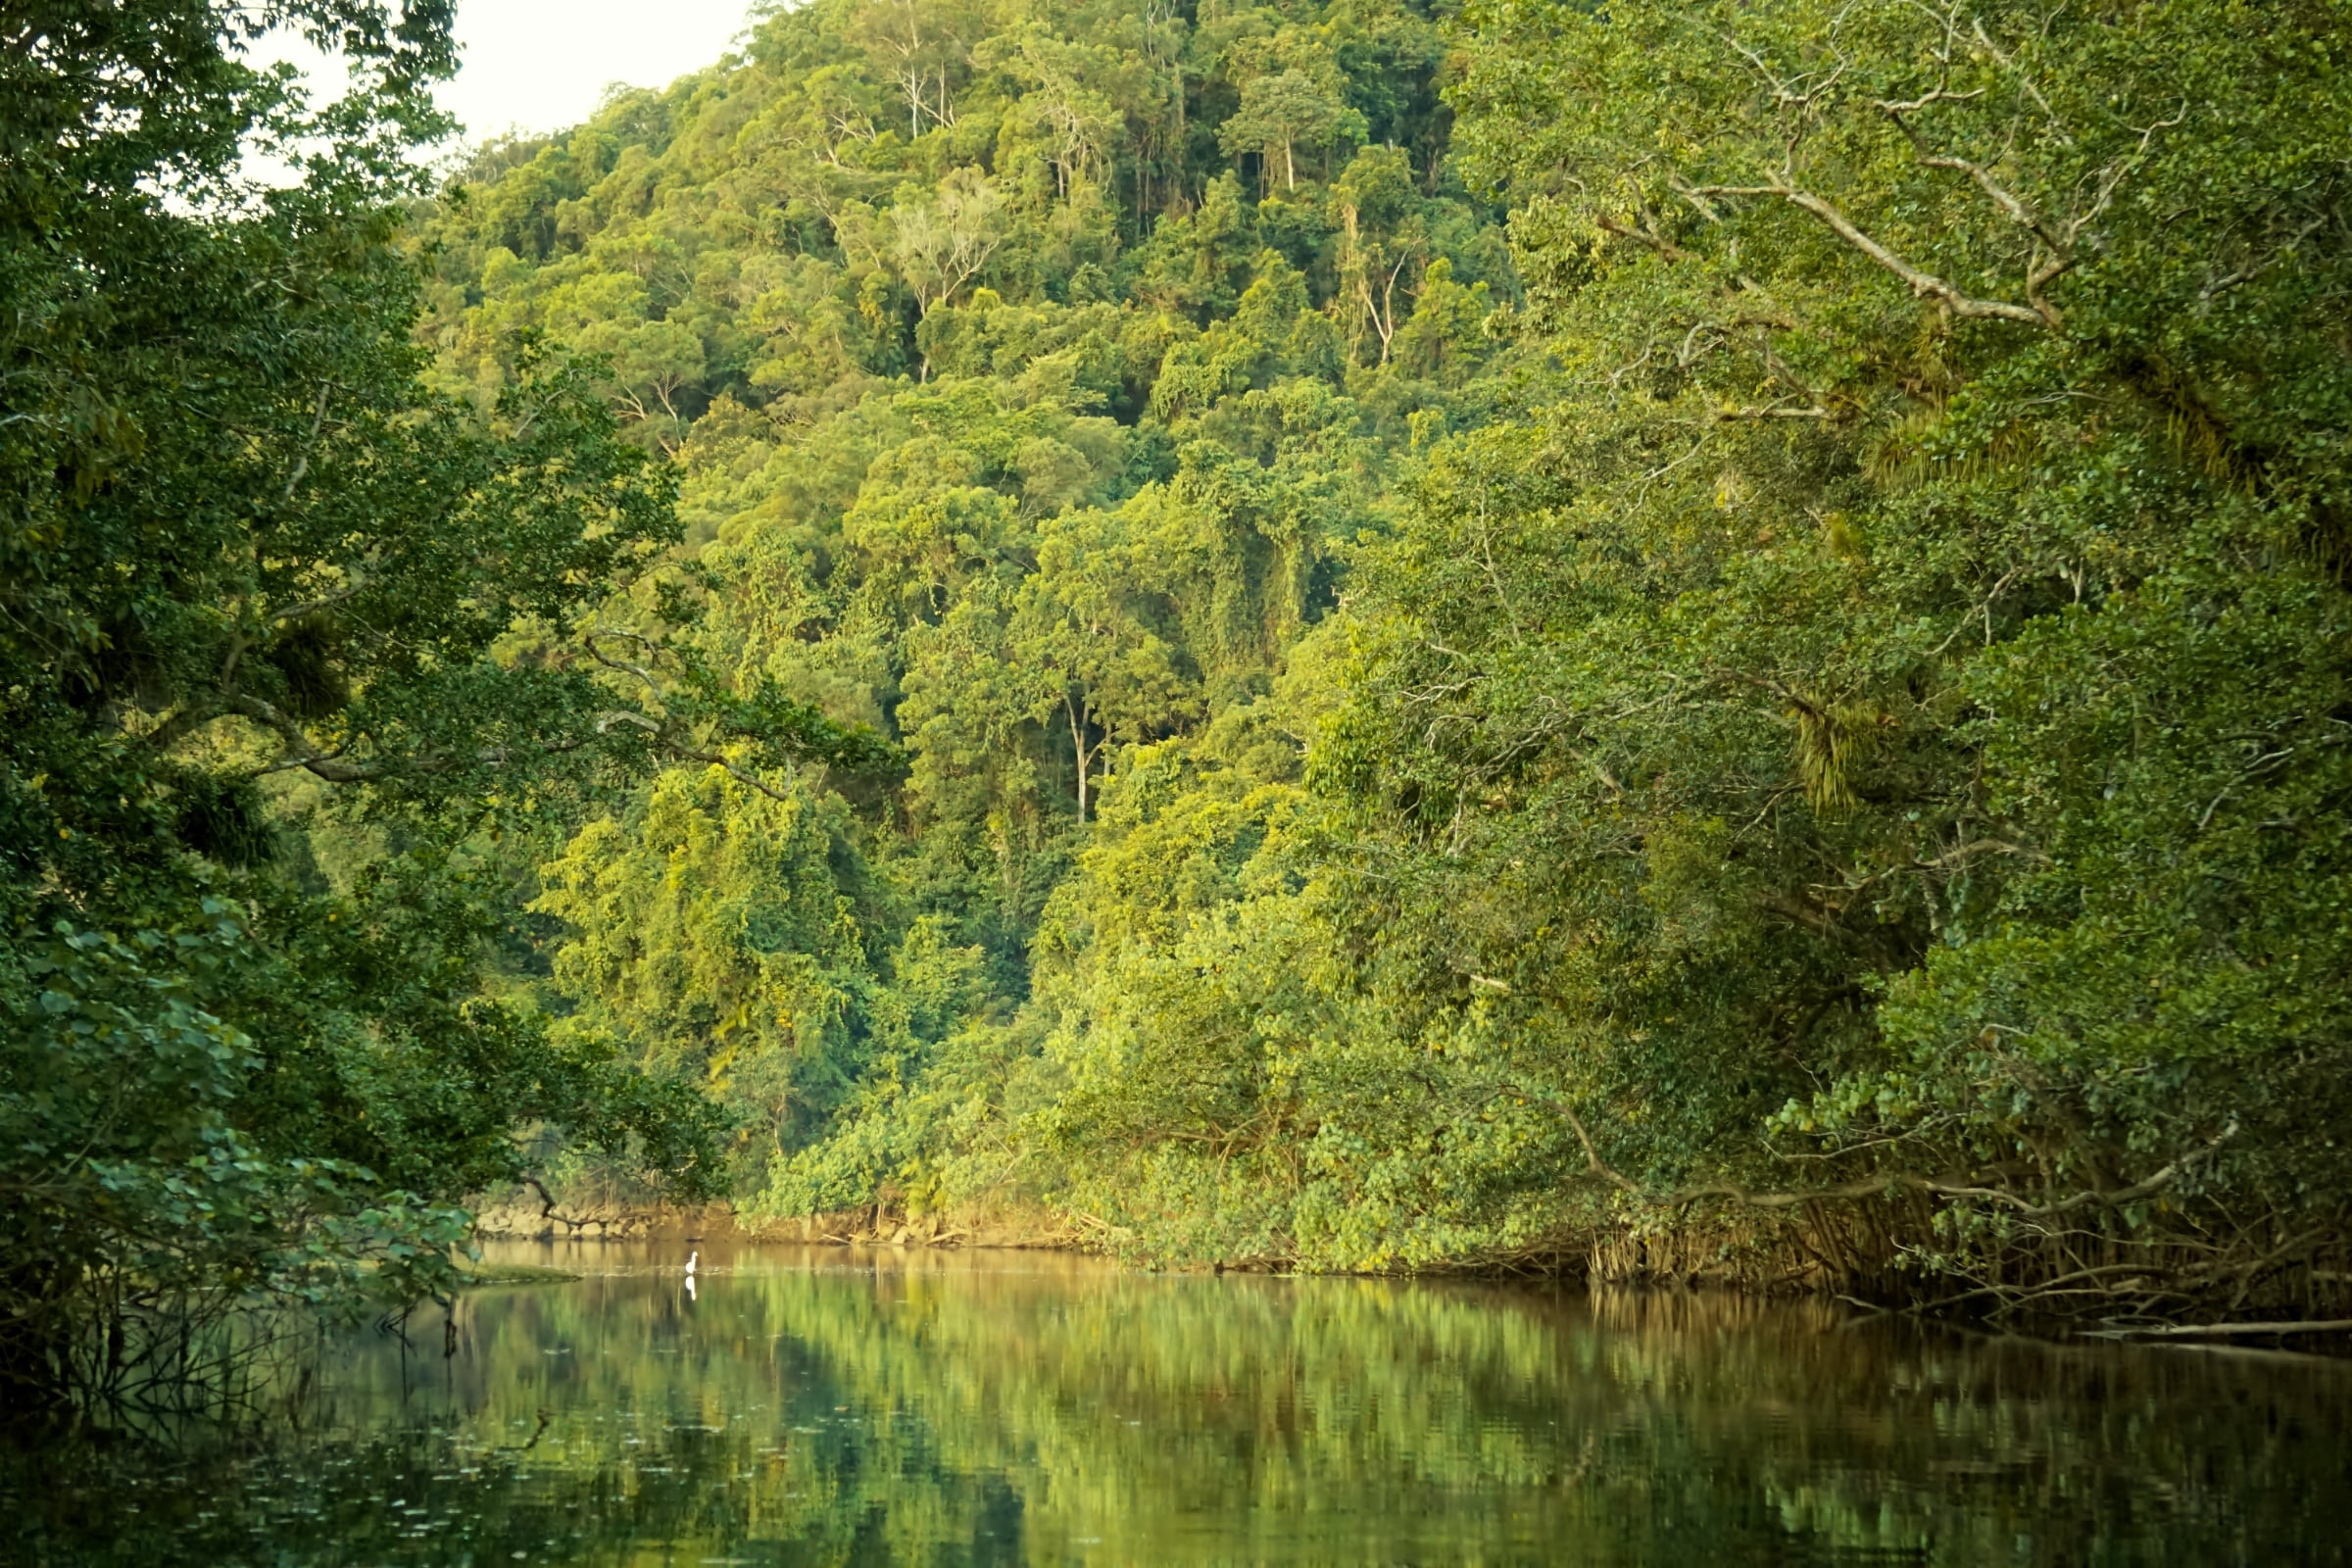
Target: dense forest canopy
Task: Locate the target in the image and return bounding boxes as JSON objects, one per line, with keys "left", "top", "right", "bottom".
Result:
{"left": 412, "top": 0, "right": 2352, "bottom": 1317}
{"left": 404, "top": 0, "right": 1520, "bottom": 1234}
{"left": 6, "top": 0, "right": 2350, "bottom": 1401}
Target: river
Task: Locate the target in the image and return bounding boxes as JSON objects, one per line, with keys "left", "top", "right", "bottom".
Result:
{"left": 5, "top": 1240, "right": 2347, "bottom": 1564}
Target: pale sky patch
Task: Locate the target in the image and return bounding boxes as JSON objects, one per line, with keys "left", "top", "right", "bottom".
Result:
{"left": 436, "top": 0, "right": 764, "bottom": 142}
{"left": 246, "top": 0, "right": 764, "bottom": 179}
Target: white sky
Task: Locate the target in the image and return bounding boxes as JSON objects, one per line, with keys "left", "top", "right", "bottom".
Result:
{"left": 435, "top": 0, "right": 764, "bottom": 142}
{"left": 250, "top": 0, "right": 765, "bottom": 167}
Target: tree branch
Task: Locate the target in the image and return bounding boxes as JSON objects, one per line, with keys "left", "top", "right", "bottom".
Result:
{"left": 2097, "top": 1317, "right": 2352, "bottom": 1340}
{"left": 1796, "top": 185, "right": 2040, "bottom": 325}
{"left": 1716, "top": 402, "right": 1836, "bottom": 421}
{"left": 1597, "top": 213, "right": 1690, "bottom": 263}
{"left": 1564, "top": 1102, "right": 2237, "bottom": 1219}
{"left": 1679, "top": 176, "right": 2049, "bottom": 326}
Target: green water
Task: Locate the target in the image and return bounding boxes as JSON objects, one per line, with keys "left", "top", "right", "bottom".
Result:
{"left": 6, "top": 1243, "right": 2347, "bottom": 1566}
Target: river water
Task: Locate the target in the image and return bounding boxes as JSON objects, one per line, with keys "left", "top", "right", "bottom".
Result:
{"left": 6, "top": 1241, "right": 2348, "bottom": 1565}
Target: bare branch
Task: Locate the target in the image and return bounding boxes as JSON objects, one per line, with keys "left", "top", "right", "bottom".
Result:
{"left": 1878, "top": 105, "right": 2074, "bottom": 325}
{"left": 1877, "top": 84, "right": 1984, "bottom": 116}
{"left": 227, "top": 694, "right": 371, "bottom": 782}
{"left": 138, "top": 701, "right": 224, "bottom": 759}
{"left": 583, "top": 630, "right": 663, "bottom": 693}
{"left": 1678, "top": 170, "right": 2050, "bottom": 325}
{"left": 266, "top": 581, "right": 364, "bottom": 624}
{"left": 1759, "top": 181, "right": 2048, "bottom": 325}
{"left": 276, "top": 382, "right": 332, "bottom": 506}
{"left": 1716, "top": 402, "right": 1836, "bottom": 421}
{"left": 1968, "top": 18, "right": 2061, "bottom": 129}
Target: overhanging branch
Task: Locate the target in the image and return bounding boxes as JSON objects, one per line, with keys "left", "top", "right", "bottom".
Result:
{"left": 1564, "top": 1103, "right": 2237, "bottom": 1220}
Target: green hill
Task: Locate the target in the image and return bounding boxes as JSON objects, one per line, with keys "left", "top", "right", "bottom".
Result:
{"left": 410, "top": 0, "right": 1523, "bottom": 1253}
{"left": 416, "top": 0, "right": 2352, "bottom": 1309}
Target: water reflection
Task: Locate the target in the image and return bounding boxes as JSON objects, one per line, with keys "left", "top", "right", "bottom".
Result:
{"left": 6, "top": 1241, "right": 2348, "bottom": 1565}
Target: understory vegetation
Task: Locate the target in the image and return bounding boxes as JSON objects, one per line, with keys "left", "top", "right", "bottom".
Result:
{"left": 8, "top": 0, "right": 2351, "bottom": 1404}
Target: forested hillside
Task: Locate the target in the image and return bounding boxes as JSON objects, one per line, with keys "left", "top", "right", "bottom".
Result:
{"left": 412, "top": 0, "right": 2352, "bottom": 1318}
{"left": 10, "top": 0, "right": 2348, "bottom": 1399}
{"left": 409, "top": 0, "right": 1526, "bottom": 1249}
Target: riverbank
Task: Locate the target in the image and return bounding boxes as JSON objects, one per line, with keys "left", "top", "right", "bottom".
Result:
{"left": 466, "top": 1193, "right": 2352, "bottom": 1346}
{"left": 470, "top": 1193, "right": 1085, "bottom": 1252}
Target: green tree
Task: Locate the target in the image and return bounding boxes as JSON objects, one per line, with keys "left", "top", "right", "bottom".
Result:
{"left": 892, "top": 167, "right": 1008, "bottom": 318}
{"left": 1217, "top": 69, "right": 1368, "bottom": 194}
{"left": 1012, "top": 507, "right": 1204, "bottom": 821}
{"left": 0, "top": 0, "right": 783, "bottom": 1402}
{"left": 1295, "top": 0, "right": 2352, "bottom": 1309}
{"left": 534, "top": 768, "right": 886, "bottom": 1170}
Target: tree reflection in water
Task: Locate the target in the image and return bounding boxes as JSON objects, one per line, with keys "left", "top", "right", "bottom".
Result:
{"left": 6, "top": 1243, "right": 2346, "bottom": 1565}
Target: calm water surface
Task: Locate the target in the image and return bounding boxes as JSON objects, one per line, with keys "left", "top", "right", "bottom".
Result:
{"left": 6, "top": 1241, "right": 2348, "bottom": 1565}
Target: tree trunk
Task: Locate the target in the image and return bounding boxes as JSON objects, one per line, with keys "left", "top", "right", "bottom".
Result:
{"left": 1066, "top": 692, "right": 1096, "bottom": 820}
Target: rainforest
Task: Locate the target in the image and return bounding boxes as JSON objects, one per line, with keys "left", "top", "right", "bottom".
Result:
{"left": 7, "top": 0, "right": 2352, "bottom": 1407}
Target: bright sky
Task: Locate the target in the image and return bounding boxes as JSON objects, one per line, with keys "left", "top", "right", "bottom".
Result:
{"left": 435, "top": 0, "right": 765, "bottom": 142}
{"left": 251, "top": 0, "right": 765, "bottom": 166}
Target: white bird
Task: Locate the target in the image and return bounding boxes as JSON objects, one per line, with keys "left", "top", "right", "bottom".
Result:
{"left": 683, "top": 1250, "right": 699, "bottom": 1277}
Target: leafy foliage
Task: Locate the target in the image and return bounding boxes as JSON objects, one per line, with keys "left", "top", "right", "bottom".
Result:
{"left": 465, "top": 0, "right": 2352, "bottom": 1318}
{"left": 1295, "top": 0, "right": 2352, "bottom": 1303}
{"left": 21, "top": 0, "right": 2346, "bottom": 1354}
{"left": 421, "top": 0, "right": 1516, "bottom": 1226}
{"left": 1, "top": 1, "right": 735, "bottom": 1404}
